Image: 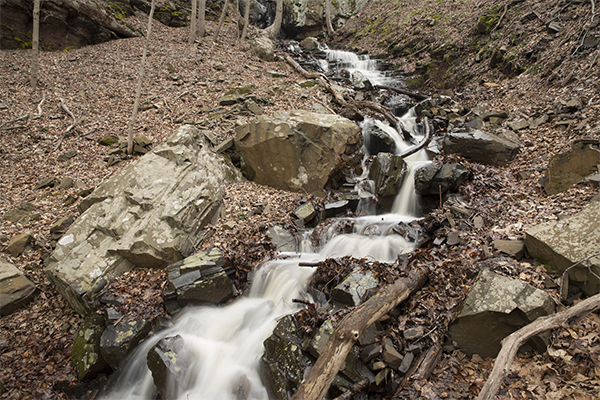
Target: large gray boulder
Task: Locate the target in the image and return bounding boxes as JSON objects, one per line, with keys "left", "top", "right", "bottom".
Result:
{"left": 449, "top": 267, "right": 555, "bottom": 358}
{"left": 250, "top": 36, "right": 276, "bottom": 61}
{"left": 147, "top": 335, "right": 193, "bottom": 400}
{"left": 71, "top": 314, "right": 109, "bottom": 380}
{"left": 235, "top": 110, "right": 363, "bottom": 193}
{"left": 525, "top": 202, "right": 600, "bottom": 296}
{"left": 0, "top": 257, "right": 37, "bottom": 316}
{"left": 46, "top": 125, "right": 242, "bottom": 315}
{"left": 543, "top": 140, "right": 600, "bottom": 195}
{"left": 442, "top": 129, "right": 521, "bottom": 166}
{"left": 0, "top": 0, "right": 140, "bottom": 51}
{"left": 282, "top": 0, "right": 369, "bottom": 36}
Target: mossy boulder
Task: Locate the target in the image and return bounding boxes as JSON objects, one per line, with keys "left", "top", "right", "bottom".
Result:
{"left": 71, "top": 314, "right": 110, "bottom": 380}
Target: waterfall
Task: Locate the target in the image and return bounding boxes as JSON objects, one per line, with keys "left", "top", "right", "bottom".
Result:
{"left": 102, "top": 51, "right": 430, "bottom": 400}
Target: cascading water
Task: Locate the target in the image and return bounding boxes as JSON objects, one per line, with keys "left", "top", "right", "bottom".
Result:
{"left": 102, "top": 50, "right": 430, "bottom": 400}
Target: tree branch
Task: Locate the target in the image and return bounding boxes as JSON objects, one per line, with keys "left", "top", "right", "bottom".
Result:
{"left": 477, "top": 293, "right": 600, "bottom": 400}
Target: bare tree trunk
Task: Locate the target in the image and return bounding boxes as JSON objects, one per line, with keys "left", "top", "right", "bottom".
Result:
{"left": 477, "top": 293, "right": 600, "bottom": 400}
{"left": 324, "top": 0, "right": 334, "bottom": 36}
{"left": 126, "top": 0, "right": 156, "bottom": 155}
{"left": 234, "top": 0, "right": 240, "bottom": 40}
{"left": 31, "top": 0, "right": 41, "bottom": 89}
{"left": 240, "top": 0, "right": 251, "bottom": 40}
{"left": 215, "top": 0, "right": 231, "bottom": 41}
{"left": 265, "top": 0, "right": 283, "bottom": 39}
{"left": 189, "top": 0, "right": 198, "bottom": 45}
{"left": 198, "top": 0, "right": 206, "bottom": 37}
{"left": 290, "top": 267, "right": 428, "bottom": 400}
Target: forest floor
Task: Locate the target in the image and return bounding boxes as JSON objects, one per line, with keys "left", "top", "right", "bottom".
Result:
{"left": 1, "top": 0, "right": 600, "bottom": 398}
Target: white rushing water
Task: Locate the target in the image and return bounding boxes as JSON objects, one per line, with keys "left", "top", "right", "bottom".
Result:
{"left": 102, "top": 52, "right": 430, "bottom": 400}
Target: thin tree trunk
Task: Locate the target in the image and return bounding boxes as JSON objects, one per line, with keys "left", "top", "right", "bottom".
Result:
{"left": 240, "top": 0, "right": 251, "bottom": 40}
{"left": 215, "top": 0, "right": 230, "bottom": 41}
{"left": 265, "top": 0, "right": 283, "bottom": 39}
{"left": 198, "top": 0, "right": 206, "bottom": 37}
{"left": 477, "top": 293, "right": 600, "bottom": 400}
{"left": 31, "top": 0, "right": 41, "bottom": 89}
{"left": 324, "top": 0, "right": 334, "bottom": 36}
{"left": 290, "top": 267, "right": 428, "bottom": 400}
{"left": 189, "top": 0, "right": 198, "bottom": 45}
{"left": 234, "top": 0, "right": 240, "bottom": 40}
{"left": 126, "top": 0, "right": 156, "bottom": 155}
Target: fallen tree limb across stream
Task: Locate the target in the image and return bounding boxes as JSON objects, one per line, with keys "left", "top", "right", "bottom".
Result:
{"left": 477, "top": 292, "right": 600, "bottom": 400}
{"left": 290, "top": 266, "right": 428, "bottom": 400}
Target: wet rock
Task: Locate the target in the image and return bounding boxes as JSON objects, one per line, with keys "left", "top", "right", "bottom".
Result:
{"left": 543, "top": 140, "right": 600, "bottom": 195}
{"left": 293, "top": 202, "right": 317, "bottom": 223}
{"left": 351, "top": 70, "right": 373, "bottom": 90}
{"left": 414, "top": 163, "right": 470, "bottom": 196}
{"left": 385, "top": 95, "right": 415, "bottom": 118}
{"left": 442, "top": 129, "right": 521, "bottom": 166}
{"left": 449, "top": 268, "right": 555, "bottom": 358}
{"left": 2, "top": 202, "right": 40, "bottom": 224}
{"left": 71, "top": 314, "right": 109, "bottom": 380}
{"left": 363, "top": 119, "right": 396, "bottom": 155}
{"left": 368, "top": 153, "right": 407, "bottom": 197}
{"left": 250, "top": 36, "right": 275, "bottom": 61}
{"left": 260, "top": 315, "right": 311, "bottom": 400}
{"left": 164, "top": 249, "right": 233, "bottom": 309}
{"left": 6, "top": 232, "right": 33, "bottom": 257}
{"left": 526, "top": 202, "right": 600, "bottom": 296}
{"left": 267, "top": 225, "right": 297, "bottom": 252}
{"left": 0, "top": 257, "right": 37, "bottom": 316}
{"left": 46, "top": 125, "right": 241, "bottom": 316}
{"left": 332, "top": 268, "right": 379, "bottom": 307}
{"left": 324, "top": 200, "right": 353, "bottom": 218}
{"left": 100, "top": 318, "right": 151, "bottom": 369}
{"left": 235, "top": 110, "right": 363, "bottom": 193}
{"left": 147, "top": 335, "right": 193, "bottom": 400}
{"left": 493, "top": 239, "right": 525, "bottom": 259}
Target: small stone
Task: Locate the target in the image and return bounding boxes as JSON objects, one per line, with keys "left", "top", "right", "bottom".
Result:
{"left": 382, "top": 339, "right": 403, "bottom": 369}
{"left": 404, "top": 326, "right": 425, "bottom": 341}
{"left": 493, "top": 239, "right": 525, "bottom": 259}
{"left": 57, "top": 177, "right": 74, "bottom": 189}
{"left": 6, "top": 232, "right": 33, "bottom": 257}
{"left": 57, "top": 149, "right": 78, "bottom": 162}
{"left": 293, "top": 202, "right": 317, "bottom": 222}
{"left": 473, "top": 215, "right": 484, "bottom": 229}
{"left": 509, "top": 119, "right": 530, "bottom": 131}
{"left": 530, "top": 114, "right": 548, "bottom": 128}
{"left": 446, "top": 231, "right": 461, "bottom": 246}
{"left": 34, "top": 176, "right": 56, "bottom": 190}
{"left": 398, "top": 352, "right": 414, "bottom": 374}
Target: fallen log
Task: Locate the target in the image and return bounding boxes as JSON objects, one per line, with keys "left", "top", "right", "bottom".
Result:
{"left": 477, "top": 292, "right": 600, "bottom": 400}
{"left": 290, "top": 266, "right": 428, "bottom": 400}
{"left": 374, "top": 84, "right": 429, "bottom": 101}
{"left": 397, "top": 117, "right": 432, "bottom": 159}
{"left": 284, "top": 54, "right": 346, "bottom": 105}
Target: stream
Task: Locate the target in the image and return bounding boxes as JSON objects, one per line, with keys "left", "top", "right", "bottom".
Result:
{"left": 102, "top": 50, "right": 430, "bottom": 400}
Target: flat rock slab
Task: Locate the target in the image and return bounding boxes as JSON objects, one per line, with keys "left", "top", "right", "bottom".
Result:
{"left": 543, "top": 141, "right": 600, "bottom": 195}
{"left": 525, "top": 202, "right": 600, "bottom": 296}
{"left": 442, "top": 129, "right": 521, "bottom": 166}
{"left": 0, "top": 257, "right": 37, "bottom": 316}
{"left": 449, "top": 268, "right": 555, "bottom": 358}
{"left": 45, "top": 125, "right": 241, "bottom": 315}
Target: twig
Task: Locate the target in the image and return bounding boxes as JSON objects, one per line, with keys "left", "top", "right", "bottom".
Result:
{"left": 490, "top": 1, "right": 510, "bottom": 34}
{"left": 60, "top": 98, "right": 77, "bottom": 132}
{"left": 0, "top": 114, "right": 29, "bottom": 129}
{"left": 333, "top": 378, "right": 370, "bottom": 400}
{"left": 0, "top": 125, "right": 27, "bottom": 131}
{"left": 374, "top": 84, "right": 429, "bottom": 101}
{"left": 397, "top": 117, "right": 432, "bottom": 158}
{"left": 176, "top": 90, "right": 190, "bottom": 100}
{"left": 33, "top": 92, "right": 45, "bottom": 119}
